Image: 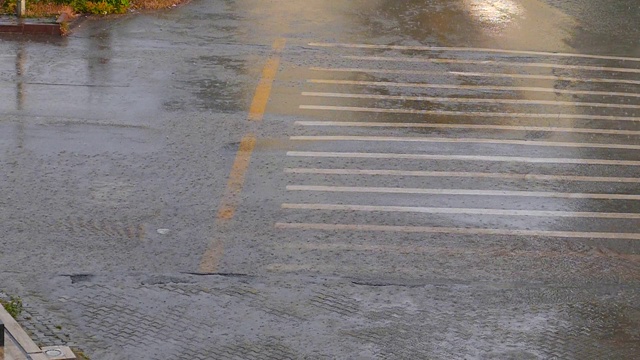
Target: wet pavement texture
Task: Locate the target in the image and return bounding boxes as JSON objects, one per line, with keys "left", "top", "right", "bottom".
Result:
{"left": 1, "top": 0, "right": 640, "bottom": 359}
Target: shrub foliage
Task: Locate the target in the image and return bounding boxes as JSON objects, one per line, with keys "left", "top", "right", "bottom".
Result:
{"left": 56, "top": 0, "right": 130, "bottom": 14}
{"left": 1, "top": 0, "right": 130, "bottom": 14}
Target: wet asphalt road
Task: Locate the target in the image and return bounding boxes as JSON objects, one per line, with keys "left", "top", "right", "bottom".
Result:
{"left": 1, "top": 1, "right": 640, "bottom": 359}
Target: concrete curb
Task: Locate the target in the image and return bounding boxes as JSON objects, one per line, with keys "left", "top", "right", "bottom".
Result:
{"left": 0, "top": 20, "right": 62, "bottom": 36}
{"left": 0, "top": 14, "right": 84, "bottom": 36}
{"left": 0, "top": 305, "right": 74, "bottom": 360}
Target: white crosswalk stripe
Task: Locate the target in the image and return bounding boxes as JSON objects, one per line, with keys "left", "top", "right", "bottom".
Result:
{"left": 287, "top": 151, "right": 640, "bottom": 166}
{"left": 275, "top": 223, "right": 640, "bottom": 240}
{"left": 277, "top": 42, "right": 640, "bottom": 241}
{"left": 294, "top": 121, "right": 640, "bottom": 136}
{"left": 343, "top": 55, "right": 640, "bottom": 74}
{"left": 300, "top": 105, "right": 640, "bottom": 122}
{"left": 301, "top": 92, "right": 640, "bottom": 109}
{"left": 284, "top": 168, "right": 640, "bottom": 183}
{"left": 308, "top": 42, "right": 640, "bottom": 62}
{"left": 290, "top": 135, "right": 640, "bottom": 150}
{"left": 282, "top": 203, "right": 640, "bottom": 219}
{"left": 309, "top": 67, "right": 640, "bottom": 86}
{"left": 308, "top": 79, "right": 640, "bottom": 99}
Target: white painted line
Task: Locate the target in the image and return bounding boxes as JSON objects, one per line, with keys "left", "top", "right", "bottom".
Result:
{"left": 275, "top": 222, "right": 640, "bottom": 240}
{"left": 294, "top": 121, "right": 640, "bottom": 136}
{"left": 284, "top": 168, "right": 640, "bottom": 183}
{"left": 282, "top": 203, "right": 640, "bottom": 219}
{"left": 287, "top": 151, "right": 640, "bottom": 166}
{"left": 286, "top": 185, "right": 640, "bottom": 200}
{"left": 266, "top": 263, "right": 417, "bottom": 274}
{"left": 308, "top": 79, "right": 640, "bottom": 99}
{"left": 299, "top": 105, "right": 640, "bottom": 122}
{"left": 343, "top": 55, "right": 640, "bottom": 74}
{"left": 308, "top": 42, "right": 640, "bottom": 63}
{"left": 290, "top": 135, "right": 640, "bottom": 150}
{"left": 277, "top": 242, "right": 441, "bottom": 253}
{"left": 274, "top": 243, "right": 612, "bottom": 257}
{"left": 301, "top": 91, "right": 640, "bottom": 109}
{"left": 309, "top": 67, "right": 640, "bottom": 86}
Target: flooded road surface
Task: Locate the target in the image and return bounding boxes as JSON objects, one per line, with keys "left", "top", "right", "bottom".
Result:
{"left": 1, "top": 0, "right": 639, "bottom": 358}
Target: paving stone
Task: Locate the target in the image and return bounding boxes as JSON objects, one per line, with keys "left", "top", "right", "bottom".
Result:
{"left": 3, "top": 274, "right": 636, "bottom": 359}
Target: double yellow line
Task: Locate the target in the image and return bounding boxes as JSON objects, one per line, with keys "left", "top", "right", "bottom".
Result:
{"left": 199, "top": 38, "right": 286, "bottom": 273}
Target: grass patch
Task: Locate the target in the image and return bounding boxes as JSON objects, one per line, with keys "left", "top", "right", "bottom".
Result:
{"left": 28, "top": 2, "right": 74, "bottom": 17}
{"left": 1, "top": 0, "right": 75, "bottom": 17}
{"left": 0, "top": 295, "right": 23, "bottom": 319}
{"left": 131, "top": 0, "right": 182, "bottom": 10}
{"left": 0, "top": 0, "right": 185, "bottom": 16}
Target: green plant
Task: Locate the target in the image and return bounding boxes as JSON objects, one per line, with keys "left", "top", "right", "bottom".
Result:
{"left": 84, "top": 0, "right": 114, "bottom": 14}
{"left": 107, "top": 0, "right": 129, "bottom": 11}
{"left": 46, "top": 0, "right": 128, "bottom": 14}
{"left": 1, "top": 0, "right": 17, "bottom": 14}
{"left": 0, "top": 295, "right": 23, "bottom": 318}
{"left": 60, "top": 19, "right": 69, "bottom": 34}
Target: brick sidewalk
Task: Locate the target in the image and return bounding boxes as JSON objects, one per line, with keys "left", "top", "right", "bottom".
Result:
{"left": 8, "top": 274, "right": 638, "bottom": 360}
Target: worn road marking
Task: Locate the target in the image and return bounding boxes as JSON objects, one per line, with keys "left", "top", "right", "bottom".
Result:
{"left": 308, "top": 42, "right": 640, "bottom": 62}
{"left": 301, "top": 92, "right": 640, "bottom": 109}
{"left": 309, "top": 67, "right": 640, "bottom": 86}
{"left": 265, "top": 263, "right": 417, "bottom": 274}
{"left": 300, "top": 105, "right": 640, "bottom": 122}
{"left": 343, "top": 55, "right": 640, "bottom": 74}
{"left": 287, "top": 185, "right": 640, "bottom": 200}
{"left": 308, "top": 79, "right": 640, "bottom": 99}
{"left": 248, "top": 38, "right": 287, "bottom": 121}
{"left": 275, "top": 222, "right": 640, "bottom": 240}
{"left": 290, "top": 135, "right": 640, "bottom": 150}
{"left": 200, "top": 38, "right": 286, "bottom": 273}
{"left": 200, "top": 135, "right": 257, "bottom": 272}
{"left": 216, "top": 136, "right": 257, "bottom": 220}
{"left": 282, "top": 203, "right": 640, "bottom": 219}
{"left": 287, "top": 151, "right": 640, "bottom": 166}
{"left": 284, "top": 168, "right": 640, "bottom": 183}
{"left": 294, "top": 121, "right": 640, "bottom": 136}
{"left": 276, "top": 242, "right": 640, "bottom": 260}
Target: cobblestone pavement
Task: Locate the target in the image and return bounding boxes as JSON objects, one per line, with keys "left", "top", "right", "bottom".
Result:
{"left": 2, "top": 274, "right": 638, "bottom": 360}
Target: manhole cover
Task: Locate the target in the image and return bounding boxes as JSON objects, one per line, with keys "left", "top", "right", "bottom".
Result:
{"left": 45, "top": 349, "right": 63, "bottom": 356}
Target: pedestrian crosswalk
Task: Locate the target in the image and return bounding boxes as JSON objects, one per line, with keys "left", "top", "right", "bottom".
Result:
{"left": 274, "top": 41, "right": 640, "bottom": 259}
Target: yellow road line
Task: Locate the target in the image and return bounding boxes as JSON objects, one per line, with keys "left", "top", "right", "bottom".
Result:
{"left": 216, "top": 135, "right": 257, "bottom": 220}
{"left": 200, "top": 135, "right": 256, "bottom": 272}
{"left": 200, "top": 38, "right": 286, "bottom": 273}
{"left": 248, "top": 38, "right": 287, "bottom": 121}
{"left": 308, "top": 42, "right": 640, "bottom": 62}
{"left": 275, "top": 222, "right": 640, "bottom": 240}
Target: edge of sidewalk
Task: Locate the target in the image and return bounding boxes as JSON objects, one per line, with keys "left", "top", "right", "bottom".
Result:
{"left": 1, "top": 304, "right": 57, "bottom": 360}
{"left": 0, "top": 14, "right": 86, "bottom": 36}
